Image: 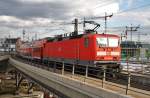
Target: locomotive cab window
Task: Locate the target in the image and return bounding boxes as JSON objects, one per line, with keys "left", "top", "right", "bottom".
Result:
{"left": 84, "top": 37, "right": 89, "bottom": 47}
{"left": 108, "top": 38, "right": 118, "bottom": 47}
{"left": 96, "top": 37, "right": 107, "bottom": 47}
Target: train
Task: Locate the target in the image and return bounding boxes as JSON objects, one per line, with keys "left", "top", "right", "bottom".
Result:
{"left": 16, "top": 20, "right": 121, "bottom": 70}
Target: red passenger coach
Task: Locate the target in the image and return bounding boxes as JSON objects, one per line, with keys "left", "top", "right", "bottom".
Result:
{"left": 31, "top": 39, "right": 47, "bottom": 60}
{"left": 17, "top": 43, "right": 32, "bottom": 58}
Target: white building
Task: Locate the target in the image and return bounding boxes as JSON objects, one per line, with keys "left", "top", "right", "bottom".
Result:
{"left": 0, "top": 38, "right": 18, "bottom": 52}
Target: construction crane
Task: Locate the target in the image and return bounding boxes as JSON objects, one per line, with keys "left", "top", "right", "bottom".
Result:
{"left": 22, "top": 29, "right": 25, "bottom": 41}
{"left": 125, "top": 24, "right": 140, "bottom": 41}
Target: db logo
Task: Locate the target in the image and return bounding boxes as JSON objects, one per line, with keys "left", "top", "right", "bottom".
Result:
{"left": 106, "top": 52, "right": 111, "bottom": 55}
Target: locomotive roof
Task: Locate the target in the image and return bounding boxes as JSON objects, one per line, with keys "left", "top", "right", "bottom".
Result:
{"left": 45, "top": 33, "right": 119, "bottom": 42}
{"left": 96, "top": 33, "right": 120, "bottom": 37}
{"left": 18, "top": 33, "right": 119, "bottom": 49}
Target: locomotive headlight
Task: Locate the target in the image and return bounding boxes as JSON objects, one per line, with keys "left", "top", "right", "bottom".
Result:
{"left": 111, "top": 52, "right": 119, "bottom": 55}
{"left": 97, "top": 51, "right": 106, "bottom": 56}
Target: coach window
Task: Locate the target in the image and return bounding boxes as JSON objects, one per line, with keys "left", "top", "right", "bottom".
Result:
{"left": 84, "top": 37, "right": 89, "bottom": 47}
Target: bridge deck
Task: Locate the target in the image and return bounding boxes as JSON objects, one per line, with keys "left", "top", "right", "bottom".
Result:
{"left": 9, "top": 57, "right": 131, "bottom": 98}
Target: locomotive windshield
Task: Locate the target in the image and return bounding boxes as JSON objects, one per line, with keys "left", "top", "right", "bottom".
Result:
{"left": 96, "top": 37, "right": 107, "bottom": 47}
{"left": 96, "top": 37, "right": 119, "bottom": 47}
{"left": 108, "top": 38, "right": 118, "bottom": 47}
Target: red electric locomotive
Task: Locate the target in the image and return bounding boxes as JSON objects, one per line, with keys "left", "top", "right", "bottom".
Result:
{"left": 42, "top": 32, "right": 120, "bottom": 67}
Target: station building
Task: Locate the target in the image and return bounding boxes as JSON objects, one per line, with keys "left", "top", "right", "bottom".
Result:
{"left": 121, "top": 41, "right": 150, "bottom": 60}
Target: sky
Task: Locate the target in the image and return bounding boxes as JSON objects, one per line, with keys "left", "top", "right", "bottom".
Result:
{"left": 0, "top": 0, "right": 150, "bottom": 42}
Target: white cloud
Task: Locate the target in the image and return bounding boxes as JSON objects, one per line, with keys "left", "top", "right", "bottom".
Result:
{"left": 0, "top": 0, "right": 119, "bottom": 29}
{"left": 93, "top": 2, "right": 119, "bottom": 16}
{"left": 113, "top": 11, "right": 150, "bottom": 26}
{"left": 0, "top": 0, "right": 149, "bottom": 42}
{"left": 17, "top": 0, "right": 53, "bottom": 3}
{"left": 127, "top": 0, "right": 134, "bottom": 8}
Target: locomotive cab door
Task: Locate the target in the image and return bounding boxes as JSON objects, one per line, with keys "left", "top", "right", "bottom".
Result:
{"left": 79, "top": 36, "right": 95, "bottom": 64}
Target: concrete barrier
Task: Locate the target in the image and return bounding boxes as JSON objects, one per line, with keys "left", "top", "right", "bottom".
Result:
{"left": 0, "top": 55, "right": 9, "bottom": 61}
